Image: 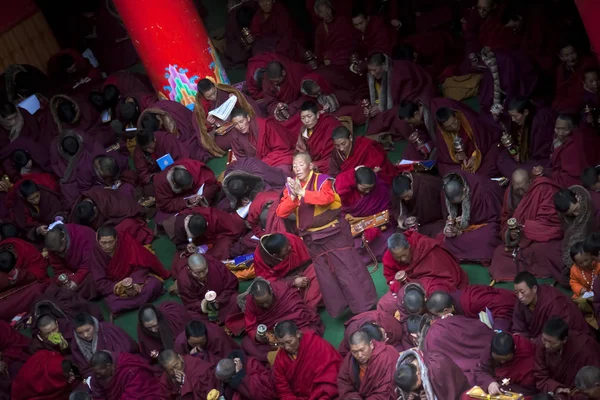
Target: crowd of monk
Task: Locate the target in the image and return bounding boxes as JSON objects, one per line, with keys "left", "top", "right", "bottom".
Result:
{"left": 1, "top": 0, "right": 600, "bottom": 398}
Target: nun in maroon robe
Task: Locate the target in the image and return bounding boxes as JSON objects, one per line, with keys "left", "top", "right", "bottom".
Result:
{"left": 176, "top": 255, "right": 239, "bottom": 319}
{"left": 173, "top": 321, "right": 240, "bottom": 364}
{"left": 262, "top": 58, "right": 312, "bottom": 117}
{"left": 133, "top": 130, "right": 190, "bottom": 187}
{"left": 241, "top": 280, "right": 323, "bottom": 363}
{"left": 91, "top": 231, "right": 169, "bottom": 315}
{"left": 71, "top": 319, "right": 139, "bottom": 377}
{"left": 314, "top": 11, "right": 359, "bottom": 67}
{"left": 439, "top": 172, "right": 504, "bottom": 263}
{"left": 551, "top": 127, "right": 591, "bottom": 187}
{"left": 137, "top": 302, "right": 192, "bottom": 361}
{"left": 246, "top": 190, "right": 289, "bottom": 237}
{"left": 46, "top": 224, "right": 99, "bottom": 300}
{"left": 0, "top": 238, "right": 49, "bottom": 321}
{"left": 450, "top": 285, "right": 515, "bottom": 332}
{"left": 329, "top": 136, "right": 397, "bottom": 184}
{"left": 296, "top": 114, "right": 340, "bottom": 174}
{"left": 0, "top": 320, "right": 29, "bottom": 400}
{"left": 338, "top": 310, "right": 404, "bottom": 356}
{"left": 489, "top": 176, "right": 564, "bottom": 283}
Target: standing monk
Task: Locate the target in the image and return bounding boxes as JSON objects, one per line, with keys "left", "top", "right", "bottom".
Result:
{"left": 295, "top": 101, "right": 340, "bottom": 174}
{"left": 276, "top": 153, "right": 377, "bottom": 317}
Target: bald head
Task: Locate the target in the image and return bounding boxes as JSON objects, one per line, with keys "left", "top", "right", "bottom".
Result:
{"left": 216, "top": 359, "right": 236, "bottom": 380}
{"left": 45, "top": 228, "right": 66, "bottom": 252}
{"left": 349, "top": 330, "right": 371, "bottom": 346}
{"left": 403, "top": 289, "right": 426, "bottom": 314}
{"left": 293, "top": 152, "right": 312, "bottom": 164}
{"left": 443, "top": 174, "right": 465, "bottom": 204}
{"left": 426, "top": 291, "right": 454, "bottom": 316}
{"left": 512, "top": 168, "right": 532, "bottom": 197}
{"left": 250, "top": 279, "right": 272, "bottom": 298}
{"left": 157, "top": 349, "right": 178, "bottom": 367}
{"left": 140, "top": 306, "right": 157, "bottom": 324}
{"left": 188, "top": 254, "right": 208, "bottom": 271}
{"left": 36, "top": 314, "right": 57, "bottom": 330}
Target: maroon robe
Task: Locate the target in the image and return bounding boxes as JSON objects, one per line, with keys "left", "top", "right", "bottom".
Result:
{"left": 218, "top": 353, "right": 276, "bottom": 400}
{"left": 11, "top": 350, "right": 77, "bottom": 400}
{"left": 137, "top": 302, "right": 192, "bottom": 360}
{"left": 314, "top": 16, "right": 359, "bottom": 67}
{"left": 173, "top": 322, "right": 240, "bottom": 364}
{"left": 176, "top": 255, "right": 239, "bottom": 320}
{"left": 491, "top": 334, "right": 537, "bottom": 395}
{"left": 90, "top": 352, "right": 161, "bottom": 400}
{"left": 512, "top": 284, "right": 591, "bottom": 340}
{"left": 245, "top": 52, "right": 280, "bottom": 100}
{"left": 462, "top": 7, "right": 519, "bottom": 56}
{"left": 451, "top": 285, "right": 515, "bottom": 332}
{"left": 338, "top": 310, "right": 405, "bottom": 356}
{"left": 133, "top": 131, "right": 190, "bottom": 186}
{"left": 553, "top": 57, "right": 598, "bottom": 113}
{"left": 0, "top": 320, "right": 29, "bottom": 400}
{"left": 224, "top": 157, "right": 288, "bottom": 192}
{"left": 71, "top": 321, "right": 139, "bottom": 377}
{"left": 295, "top": 115, "right": 340, "bottom": 174}
{"left": 0, "top": 108, "right": 44, "bottom": 151}
{"left": 159, "top": 354, "right": 217, "bottom": 400}
{"left": 262, "top": 57, "right": 312, "bottom": 116}
{"left": 47, "top": 224, "right": 99, "bottom": 300}
{"left": 249, "top": 2, "right": 304, "bottom": 61}
{"left": 0, "top": 135, "right": 53, "bottom": 183}
{"left": 246, "top": 190, "right": 288, "bottom": 238}
{"left": 328, "top": 136, "right": 397, "bottom": 184}
{"left": 338, "top": 341, "right": 399, "bottom": 399}
{"left": 103, "top": 71, "right": 153, "bottom": 95}
{"left": 402, "top": 31, "right": 460, "bottom": 80}
{"left": 489, "top": 177, "right": 564, "bottom": 283}
{"left": 357, "top": 16, "right": 395, "bottom": 58}
{"left": 551, "top": 129, "right": 592, "bottom": 187}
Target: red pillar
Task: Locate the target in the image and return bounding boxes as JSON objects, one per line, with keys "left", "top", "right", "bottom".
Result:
{"left": 575, "top": 0, "right": 600, "bottom": 64}
{"left": 112, "top": 0, "right": 229, "bottom": 109}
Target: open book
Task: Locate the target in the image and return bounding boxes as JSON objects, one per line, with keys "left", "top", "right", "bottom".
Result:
{"left": 208, "top": 95, "right": 238, "bottom": 121}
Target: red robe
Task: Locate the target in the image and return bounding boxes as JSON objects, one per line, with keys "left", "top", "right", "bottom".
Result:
{"left": 273, "top": 331, "right": 341, "bottom": 400}
{"left": 133, "top": 131, "right": 190, "bottom": 186}
{"left": 137, "top": 302, "right": 191, "bottom": 360}
{"left": 245, "top": 52, "right": 280, "bottom": 100}
{"left": 219, "top": 354, "right": 276, "bottom": 400}
{"left": 173, "top": 322, "right": 240, "bottom": 365}
{"left": 154, "top": 159, "right": 219, "bottom": 214}
{"left": 295, "top": 115, "right": 340, "bottom": 174}
{"left": 452, "top": 285, "right": 515, "bottom": 332}
{"left": 314, "top": 16, "right": 359, "bottom": 67}
{"left": 159, "top": 354, "right": 217, "bottom": 400}
{"left": 492, "top": 334, "right": 537, "bottom": 394}
{"left": 383, "top": 231, "right": 468, "bottom": 295}
{"left": 462, "top": 7, "right": 519, "bottom": 55}
{"left": 249, "top": 2, "right": 304, "bottom": 61}
{"left": 338, "top": 310, "right": 405, "bottom": 356}
{"left": 328, "top": 136, "right": 397, "bottom": 184}
{"left": 246, "top": 190, "right": 288, "bottom": 237}
{"left": 262, "top": 57, "right": 312, "bottom": 116}
{"left": 357, "top": 16, "right": 396, "bottom": 58}
{"left": 552, "top": 57, "right": 598, "bottom": 113}
{"left": 551, "top": 129, "right": 592, "bottom": 188}
{"left": 0, "top": 320, "right": 29, "bottom": 399}
{"left": 11, "top": 350, "right": 77, "bottom": 400}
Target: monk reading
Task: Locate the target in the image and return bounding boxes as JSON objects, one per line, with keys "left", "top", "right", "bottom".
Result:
{"left": 92, "top": 225, "right": 169, "bottom": 315}
{"left": 295, "top": 101, "right": 340, "bottom": 174}
{"left": 215, "top": 354, "right": 277, "bottom": 400}
{"left": 90, "top": 351, "right": 161, "bottom": 400}
{"left": 338, "top": 310, "right": 405, "bottom": 356}
{"left": 253, "top": 232, "right": 322, "bottom": 309}
{"left": 240, "top": 279, "right": 323, "bottom": 363}
{"left": 487, "top": 331, "right": 537, "bottom": 395}
{"left": 173, "top": 320, "right": 240, "bottom": 365}
{"left": 273, "top": 320, "right": 341, "bottom": 399}
{"left": 276, "top": 153, "right": 377, "bottom": 317}
{"left": 159, "top": 349, "right": 217, "bottom": 400}
{"left": 512, "top": 272, "right": 591, "bottom": 340}
{"left": 489, "top": 169, "right": 564, "bottom": 284}
{"left": 575, "top": 366, "right": 600, "bottom": 399}
{"left": 176, "top": 254, "right": 240, "bottom": 321}
{"left": 137, "top": 302, "right": 191, "bottom": 361}
{"left": 70, "top": 313, "right": 138, "bottom": 378}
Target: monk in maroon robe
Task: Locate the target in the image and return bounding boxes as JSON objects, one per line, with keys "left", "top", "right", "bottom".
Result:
{"left": 245, "top": 52, "right": 280, "bottom": 101}
{"left": 550, "top": 116, "right": 592, "bottom": 187}
{"left": 159, "top": 350, "right": 217, "bottom": 400}
{"left": 487, "top": 332, "right": 537, "bottom": 395}
{"left": 352, "top": 12, "right": 396, "bottom": 59}
{"left": 462, "top": 0, "right": 519, "bottom": 56}
{"left": 90, "top": 351, "right": 161, "bottom": 400}
{"left": 338, "top": 332, "right": 399, "bottom": 399}
{"left": 215, "top": 352, "right": 277, "bottom": 400}
{"left": 0, "top": 320, "right": 29, "bottom": 400}
{"left": 262, "top": 58, "right": 312, "bottom": 117}
{"left": 0, "top": 237, "right": 48, "bottom": 321}
{"left": 0, "top": 135, "right": 54, "bottom": 184}
{"left": 399, "top": 31, "right": 460, "bottom": 81}
{"left": 133, "top": 130, "right": 190, "bottom": 187}
{"left": 92, "top": 226, "right": 169, "bottom": 315}
{"left": 314, "top": 1, "right": 359, "bottom": 67}
{"left": 552, "top": 42, "right": 598, "bottom": 113}
{"left": 137, "top": 302, "right": 192, "bottom": 361}
{"left": 45, "top": 223, "right": 99, "bottom": 300}
{"left": 439, "top": 172, "right": 504, "bottom": 263}
{"left": 489, "top": 170, "right": 564, "bottom": 283}
{"left": 71, "top": 313, "right": 138, "bottom": 377}
{"left": 153, "top": 158, "right": 219, "bottom": 221}
{"left": 534, "top": 317, "right": 600, "bottom": 395}
{"left": 240, "top": 279, "right": 323, "bottom": 363}
{"left": 512, "top": 272, "right": 592, "bottom": 340}
{"left": 273, "top": 321, "right": 341, "bottom": 399}
{"left": 174, "top": 320, "right": 240, "bottom": 365}
{"left": 247, "top": 190, "right": 289, "bottom": 238}
{"left": 167, "top": 206, "right": 247, "bottom": 275}
{"left": 295, "top": 102, "right": 340, "bottom": 174}
{"left": 176, "top": 254, "right": 239, "bottom": 320}
{"left": 0, "top": 104, "right": 44, "bottom": 150}
{"left": 338, "top": 310, "right": 404, "bottom": 356}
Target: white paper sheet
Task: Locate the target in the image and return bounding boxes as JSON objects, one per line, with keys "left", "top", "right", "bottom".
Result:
{"left": 17, "top": 95, "right": 41, "bottom": 115}
{"left": 183, "top": 184, "right": 205, "bottom": 200}
{"left": 236, "top": 202, "right": 252, "bottom": 219}
{"left": 208, "top": 95, "right": 237, "bottom": 121}
{"left": 397, "top": 159, "right": 418, "bottom": 165}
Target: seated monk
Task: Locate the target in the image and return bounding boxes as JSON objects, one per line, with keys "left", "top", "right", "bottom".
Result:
{"left": 158, "top": 349, "right": 217, "bottom": 400}
{"left": 262, "top": 59, "right": 311, "bottom": 120}
{"left": 487, "top": 332, "right": 537, "bottom": 395}
{"left": 378, "top": 282, "right": 427, "bottom": 346}
{"left": 11, "top": 350, "right": 80, "bottom": 400}
{"left": 575, "top": 366, "right": 600, "bottom": 399}
{"left": 0, "top": 237, "right": 49, "bottom": 321}
{"left": 395, "top": 32, "right": 461, "bottom": 81}
{"left": 489, "top": 169, "right": 564, "bottom": 284}
{"left": 313, "top": 0, "right": 359, "bottom": 67}
{"left": 0, "top": 320, "right": 29, "bottom": 398}
{"left": 338, "top": 310, "right": 404, "bottom": 356}
{"left": 247, "top": 190, "right": 290, "bottom": 238}
{"left": 173, "top": 320, "right": 240, "bottom": 365}
{"left": 329, "top": 126, "right": 397, "bottom": 184}
{"left": 549, "top": 114, "right": 592, "bottom": 187}
{"left": 426, "top": 287, "right": 514, "bottom": 333}
{"left": 215, "top": 352, "right": 277, "bottom": 400}
{"left": 194, "top": 78, "right": 264, "bottom": 157}
{"left": 92, "top": 225, "right": 169, "bottom": 315}
{"left": 240, "top": 279, "right": 323, "bottom": 363}
{"left": 176, "top": 254, "right": 239, "bottom": 320}
{"left": 31, "top": 314, "right": 72, "bottom": 355}
{"left": 71, "top": 186, "right": 152, "bottom": 245}
{"left": 167, "top": 206, "right": 247, "bottom": 275}
{"left": 439, "top": 172, "right": 504, "bottom": 263}
{"left": 253, "top": 232, "right": 322, "bottom": 309}
{"left": 495, "top": 98, "right": 556, "bottom": 178}
{"left": 0, "top": 102, "right": 43, "bottom": 148}
{"left": 276, "top": 153, "right": 377, "bottom": 317}
{"left": 553, "top": 40, "right": 598, "bottom": 113}
{"left": 361, "top": 53, "right": 436, "bottom": 138}
{"left": 273, "top": 320, "right": 341, "bottom": 399}
{"left": 133, "top": 129, "right": 190, "bottom": 189}
{"left": 391, "top": 172, "right": 445, "bottom": 237}
{"left": 512, "top": 272, "right": 592, "bottom": 340}
{"left": 0, "top": 137, "right": 54, "bottom": 185}
{"left": 230, "top": 107, "right": 296, "bottom": 172}
{"left": 580, "top": 69, "right": 600, "bottom": 123}
{"left": 45, "top": 224, "right": 99, "bottom": 300}
{"left": 70, "top": 313, "right": 138, "bottom": 378}
{"left": 338, "top": 330, "right": 399, "bottom": 399}
{"left": 92, "top": 155, "right": 137, "bottom": 198}
{"left": 351, "top": 9, "right": 396, "bottom": 59}
{"left": 395, "top": 348, "right": 470, "bottom": 400}
{"left": 137, "top": 302, "right": 192, "bottom": 361}
{"left": 295, "top": 101, "right": 340, "bottom": 174}
{"left": 90, "top": 351, "right": 161, "bottom": 400}
{"left": 534, "top": 317, "right": 600, "bottom": 396}
{"left": 245, "top": 52, "right": 279, "bottom": 101}
{"left": 153, "top": 158, "right": 219, "bottom": 222}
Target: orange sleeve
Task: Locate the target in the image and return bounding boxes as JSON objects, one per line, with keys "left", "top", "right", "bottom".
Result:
{"left": 276, "top": 188, "right": 300, "bottom": 218}
{"left": 303, "top": 179, "right": 335, "bottom": 206}
{"left": 569, "top": 266, "right": 586, "bottom": 297}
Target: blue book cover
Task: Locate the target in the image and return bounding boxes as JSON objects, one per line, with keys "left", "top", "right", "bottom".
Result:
{"left": 157, "top": 153, "right": 174, "bottom": 170}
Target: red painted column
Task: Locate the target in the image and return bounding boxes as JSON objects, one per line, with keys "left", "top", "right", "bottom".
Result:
{"left": 112, "top": 0, "right": 229, "bottom": 109}
{"left": 575, "top": 0, "right": 600, "bottom": 64}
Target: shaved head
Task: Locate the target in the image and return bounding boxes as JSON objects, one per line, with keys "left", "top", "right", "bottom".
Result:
{"left": 216, "top": 358, "right": 236, "bottom": 380}
{"left": 349, "top": 330, "right": 371, "bottom": 346}
{"left": 188, "top": 254, "right": 208, "bottom": 271}
{"left": 512, "top": 168, "right": 532, "bottom": 197}
{"left": 266, "top": 62, "right": 284, "bottom": 79}
{"left": 158, "top": 349, "right": 179, "bottom": 367}
{"left": 426, "top": 291, "right": 454, "bottom": 315}
{"left": 512, "top": 168, "right": 530, "bottom": 184}
{"left": 44, "top": 228, "right": 66, "bottom": 252}
{"left": 293, "top": 152, "right": 312, "bottom": 164}
{"left": 443, "top": 174, "right": 465, "bottom": 204}
{"left": 404, "top": 289, "right": 425, "bottom": 314}
{"left": 140, "top": 307, "right": 157, "bottom": 324}
{"left": 250, "top": 279, "right": 272, "bottom": 298}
